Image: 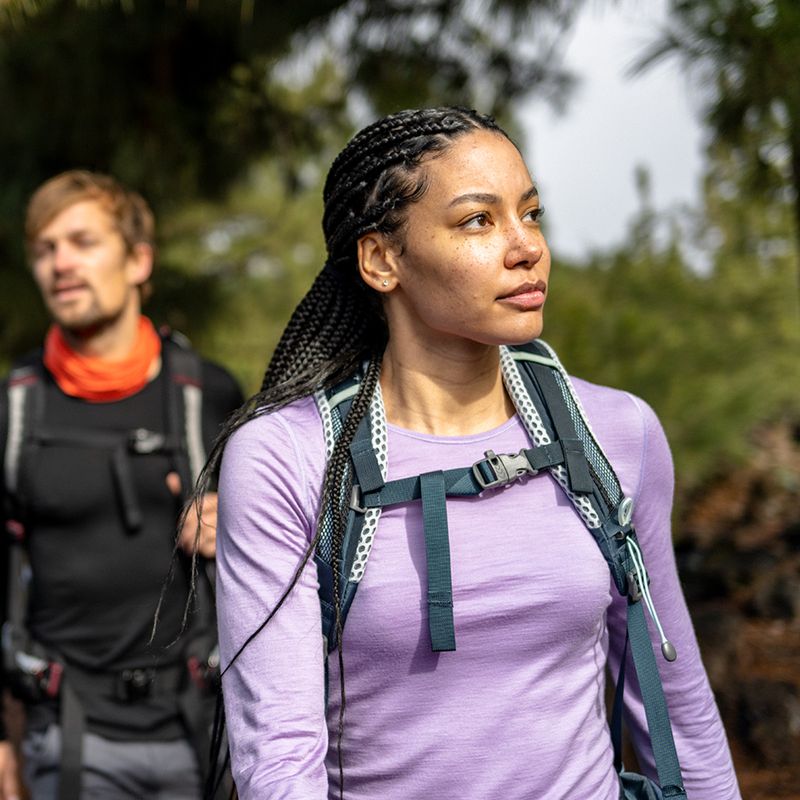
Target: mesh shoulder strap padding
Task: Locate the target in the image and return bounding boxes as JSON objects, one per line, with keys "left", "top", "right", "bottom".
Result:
{"left": 313, "top": 373, "right": 388, "bottom": 651}
{"left": 503, "top": 342, "right": 622, "bottom": 507}
{"left": 162, "top": 336, "right": 206, "bottom": 494}
{"left": 500, "top": 345, "right": 605, "bottom": 529}
{"left": 502, "top": 342, "right": 640, "bottom": 593}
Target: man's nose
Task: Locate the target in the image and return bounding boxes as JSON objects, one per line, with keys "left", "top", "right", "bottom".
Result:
{"left": 52, "top": 242, "right": 75, "bottom": 271}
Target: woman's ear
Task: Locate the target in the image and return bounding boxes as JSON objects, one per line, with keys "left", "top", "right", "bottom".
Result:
{"left": 357, "top": 233, "right": 398, "bottom": 293}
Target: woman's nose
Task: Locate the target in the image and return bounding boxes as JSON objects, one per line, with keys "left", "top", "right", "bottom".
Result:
{"left": 504, "top": 222, "right": 546, "bottom": 269}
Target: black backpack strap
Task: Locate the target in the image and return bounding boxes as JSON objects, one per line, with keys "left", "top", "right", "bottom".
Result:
{"left": 161, "top": 332, "right": 206, "bottom": 498}
{"left": 3, "top": 359, "right": 45, "bottom": 677}
{"left": 314, "top": 373, "right": 369, "bottom": 655}
{"left": 4, "top": 357, "right": 46, "bottom": 523}
{"left": 313, "top": 344, "right": 686, "bottom": 797}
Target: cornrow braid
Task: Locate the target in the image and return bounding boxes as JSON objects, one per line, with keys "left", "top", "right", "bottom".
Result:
{"left": 194, "top": 106, "right": 510, "bottom": 800}
{"left": 318, "top": 352, "right": 383, "bottom": 800}
{"left": 261, "top": 267, "right": 380, "bottom": 396}
{"left": 322, "top": 107, "right": 501, "bottom": 269}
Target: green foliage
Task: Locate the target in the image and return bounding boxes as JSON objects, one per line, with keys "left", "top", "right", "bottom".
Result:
{"left": 545, "top": 154, "right": 799, "bottom": 495}
{"left": 634, "top": 0, "right": 800, "bottom": 252}
{"left": 149, "top": 155, "right": 329, "bottom": 394}
{"left": 0, "top": 0, "right": 584, "bottom": 369}
{"left": 2, "top": 0, "right": 796, "bottom": 502}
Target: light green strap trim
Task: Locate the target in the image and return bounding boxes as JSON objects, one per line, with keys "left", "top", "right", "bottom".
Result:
{"left": 508, "top": 351, "right": 558, "bottom": 368}
{"left": 327, "top": 383, "right": 360, "bottom": 409}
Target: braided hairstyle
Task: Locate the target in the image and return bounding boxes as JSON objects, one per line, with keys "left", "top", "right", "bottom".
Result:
{"left": 194, "top": 106, "right": 508, "bottom": 799}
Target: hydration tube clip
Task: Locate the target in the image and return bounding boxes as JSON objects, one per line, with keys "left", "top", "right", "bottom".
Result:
{"left": 625, "top": 535, "right": 678, "bottom": 663}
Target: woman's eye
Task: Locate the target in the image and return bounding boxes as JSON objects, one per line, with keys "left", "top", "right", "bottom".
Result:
{"left": 462, "top": 213, "right": 490, "bottom": 229}
{"left": 524, "top": 206, "right": 545, "bottom": 223}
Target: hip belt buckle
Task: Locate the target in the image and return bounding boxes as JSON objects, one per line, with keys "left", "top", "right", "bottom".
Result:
{"left": 116, "top": 667, "right": 156, "bottom": 702}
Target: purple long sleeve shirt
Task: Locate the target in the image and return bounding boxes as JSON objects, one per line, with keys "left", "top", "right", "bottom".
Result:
{"left": 216, "top": 376, "right": 741, "bottom": 799}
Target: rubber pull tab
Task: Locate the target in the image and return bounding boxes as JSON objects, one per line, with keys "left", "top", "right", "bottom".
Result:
{"left": 617, "top": 496, "right": 634, "bottom": 526}
{"left": 661, "top": 641, "right": 677, "bottom": 662}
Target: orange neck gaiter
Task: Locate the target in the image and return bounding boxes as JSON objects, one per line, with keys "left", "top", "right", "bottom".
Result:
{"left": 43, "top": 316, "right": 162, "bottom": 403}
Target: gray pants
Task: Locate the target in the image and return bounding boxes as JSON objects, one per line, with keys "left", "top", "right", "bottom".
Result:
{"left": 22, "top": 725, "right": 201, "bottom": 799}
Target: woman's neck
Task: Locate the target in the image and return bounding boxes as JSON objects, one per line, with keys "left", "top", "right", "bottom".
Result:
{"left": 379, "top": 339, "right": 514, "bottom": 436}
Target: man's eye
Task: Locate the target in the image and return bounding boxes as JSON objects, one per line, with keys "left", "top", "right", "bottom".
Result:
{"left": 32, "top": 243, "right": 53, "bottom": 260}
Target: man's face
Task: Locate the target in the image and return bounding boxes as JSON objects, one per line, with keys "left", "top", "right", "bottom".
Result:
{"left": 30, "top": 199, "right": 151, "bottom": 335}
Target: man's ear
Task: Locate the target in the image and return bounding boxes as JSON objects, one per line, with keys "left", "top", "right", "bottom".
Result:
{"left": 357, "top": 232, "right": 398, "bottom": 293}
{"left": 126, "top": 243, "right": 154, "bottom": 288}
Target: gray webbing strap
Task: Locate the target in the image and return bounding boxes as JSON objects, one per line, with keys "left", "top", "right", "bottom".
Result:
{"left": 420, "top": 471, "right": 456, "bottom": 652}
{"left": 183, "top": 383, "right": 205, "bottom": 485}
{"left": 357, "top": 442, "right": 567, "bottom": 509}
{"left": 164, "top": 339, "right": 206, "bottom": 492}
{"left": 526, "top": 361, "right": 594, "bottom": 494}
{"left": 58, "top": 677, "right": 84, "bottom": 800}
{"left": 4, "top": 377, "right": 30, "bottom": 495}
{"left": 627, "top": 600, "right": 686, "bottom": 797}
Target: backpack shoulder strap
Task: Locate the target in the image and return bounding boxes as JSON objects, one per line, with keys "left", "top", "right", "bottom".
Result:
{"left": 160, "top": 331, "right": 206, "bottom": 496}
{"left": 310, "top": 343, "right": 686, "bottom": 795}
{"left": 4, "top": 354, "right": 46, "bottom": 511}
{"left": 3, "top": 354, "right": 46, "bottom": 685}
{"left": 503, "top": 341, "right": 685, "bottom": 797}
{"left": 313, "top": 369, "right": 388, "bottom": 654}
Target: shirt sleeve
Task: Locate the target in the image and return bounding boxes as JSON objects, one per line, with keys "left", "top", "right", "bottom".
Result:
{"left": 216, "top": 408, "right": 328, "bottom": 799}
{"left": 605, "top": 395, "right": 741, "bottom": 798}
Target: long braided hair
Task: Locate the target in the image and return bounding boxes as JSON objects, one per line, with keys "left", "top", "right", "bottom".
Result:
{"left": 197, "top": 106, "right": 507, "bottom": 798}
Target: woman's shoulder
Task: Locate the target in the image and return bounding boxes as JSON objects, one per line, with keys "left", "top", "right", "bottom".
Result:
{"left": 229, "top": 394, "right": 323, "bottom": 445}
{"left": 569, "top": 374, "right": 662, "bottom": 436}
{"left": 222, "top": 395, "right": 327, "bottom": 484}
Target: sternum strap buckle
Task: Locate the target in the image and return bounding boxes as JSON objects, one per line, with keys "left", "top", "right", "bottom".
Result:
{"left": 472, "top": 449, "right": 537, "bottom": 490}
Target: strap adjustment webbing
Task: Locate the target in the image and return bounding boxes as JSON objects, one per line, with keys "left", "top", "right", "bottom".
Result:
{"left": 346, "top": 441, "right": 574, "bottom": 653}
{"left": 350, "top": 441, "right": 572, "bottom": 512}
{"left": 420, "top": 471, "right": 456, "bottom": 652}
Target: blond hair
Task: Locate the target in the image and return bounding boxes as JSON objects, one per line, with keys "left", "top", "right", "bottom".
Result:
{"left": 25, "top": 170, "right": 155, "bottom": 256}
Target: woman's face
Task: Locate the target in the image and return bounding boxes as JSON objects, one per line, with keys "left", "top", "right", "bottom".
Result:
{"left": 372, "top": 129, "right": 551, "bottom": 351}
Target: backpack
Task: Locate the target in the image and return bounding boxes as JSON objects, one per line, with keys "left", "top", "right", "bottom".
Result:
{"left": 313, "top": 339, "right": 687, "bottom": 799}
{"left": 1, "top": 331, "right": 216, "bottom": 799}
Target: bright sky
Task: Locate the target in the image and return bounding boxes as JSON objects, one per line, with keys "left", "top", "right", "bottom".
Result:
{"left": 520, "top": 0, "right": 706, "bottom": 260}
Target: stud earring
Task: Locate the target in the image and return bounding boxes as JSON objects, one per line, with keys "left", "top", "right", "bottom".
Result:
{"left": 382, "top": 279, "right": 389, "bottom": 287}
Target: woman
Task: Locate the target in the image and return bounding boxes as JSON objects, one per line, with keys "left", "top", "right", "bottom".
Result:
{"left": 212, "top": 107, "right": 740, "bottom": 799}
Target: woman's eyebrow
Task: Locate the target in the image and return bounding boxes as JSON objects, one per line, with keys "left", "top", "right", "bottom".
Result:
{"left": 448, "top": 186, "right": 539, "bottom": 208}
{"left": 521, "top": 186, "right": 539, "bottom": 202}
{"left": 448, "top": 192, "right": 499, "bottom": 207}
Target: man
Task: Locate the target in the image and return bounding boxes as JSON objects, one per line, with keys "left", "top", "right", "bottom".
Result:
{"left": 0, "top": 171, "right": 243, "bottom": 799}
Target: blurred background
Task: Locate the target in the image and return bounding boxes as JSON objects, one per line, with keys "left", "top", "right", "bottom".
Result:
{"left": 0, "top": 0, "right": 798, "bottom": 795}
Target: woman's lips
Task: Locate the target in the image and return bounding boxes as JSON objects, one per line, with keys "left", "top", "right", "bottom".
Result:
{"left": 497, "top": 281, "right": 547, "bottom": 310}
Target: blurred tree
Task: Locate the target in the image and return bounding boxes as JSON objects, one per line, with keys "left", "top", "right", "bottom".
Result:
{"left": 545, "top": 147, "right": 799, "bottom": 500}
{"left": 0, "top": 0, "right": 584, "bottom": 363}
{"left": 633, "top": 0, "right": 800, "bottom": 267}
